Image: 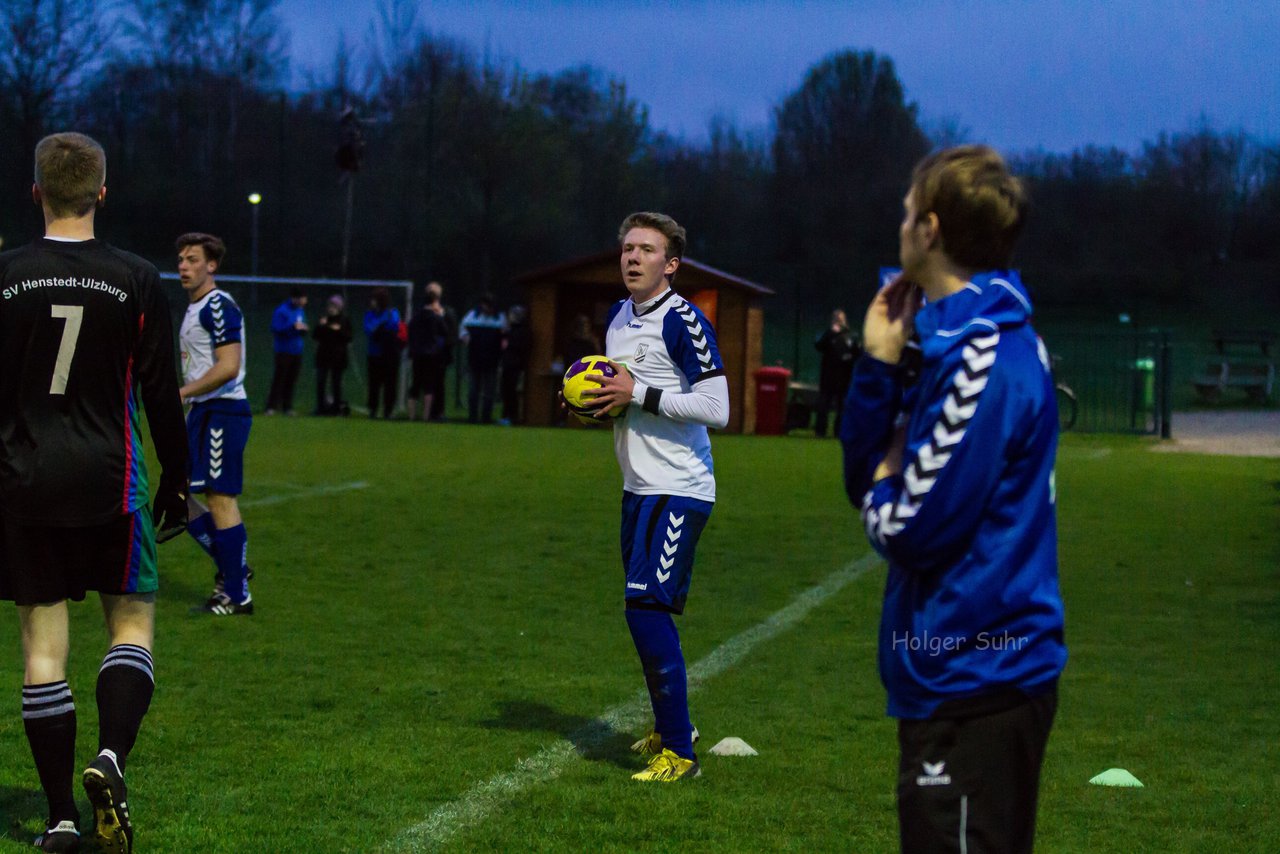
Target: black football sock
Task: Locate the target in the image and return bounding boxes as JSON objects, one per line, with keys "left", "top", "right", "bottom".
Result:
{"left": 23, "top": 681, "right": 78, "bottom": 826}
{"left": 96, "top": 644, "right": 155, "bottom": 771}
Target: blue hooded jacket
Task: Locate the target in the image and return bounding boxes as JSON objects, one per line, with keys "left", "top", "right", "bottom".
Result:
{"left": 841, "top": 271, "right": 1067, "bottom": 719}
{"left": 270, "top": 299, "right": 307, "bottom": 355}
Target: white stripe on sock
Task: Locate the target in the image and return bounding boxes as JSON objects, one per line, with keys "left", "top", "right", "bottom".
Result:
{"left": 102, "top": 646, "right": 155, "bottom": 682}
{"left": 22, "top": 682, "right": 74, "bottom": 718}
{"left": 22, "top": 703, "right": 76, "bottom": 719}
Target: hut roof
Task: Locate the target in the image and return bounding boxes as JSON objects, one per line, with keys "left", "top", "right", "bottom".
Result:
{"left": 513, "top": 249, "right": 774, "bottom": 296}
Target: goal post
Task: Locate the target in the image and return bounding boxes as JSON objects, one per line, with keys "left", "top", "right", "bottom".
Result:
{"left": 160, "top": 272, "right": 415, "bottom": 416}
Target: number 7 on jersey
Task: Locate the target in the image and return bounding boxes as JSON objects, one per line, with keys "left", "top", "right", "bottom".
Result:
{"left": 49, "top": 304, "right": 84, "bottom": 395}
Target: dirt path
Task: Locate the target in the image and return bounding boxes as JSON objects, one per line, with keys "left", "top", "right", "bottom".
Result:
{"left": 1150, "top": 410, "right": 1280, "bottom": 457}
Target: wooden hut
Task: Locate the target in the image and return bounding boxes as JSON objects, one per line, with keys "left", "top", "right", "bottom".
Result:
{"left": 513, "top": 250, "right": 773, "bottom": 433}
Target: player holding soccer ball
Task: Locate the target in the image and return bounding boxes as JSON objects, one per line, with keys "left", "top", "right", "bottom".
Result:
{"left": 579, "top": 212, "right": 729, "bottom": 782}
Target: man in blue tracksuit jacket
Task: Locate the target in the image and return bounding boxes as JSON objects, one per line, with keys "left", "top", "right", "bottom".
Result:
{"left": 842, "top": 145, "right": 1066, "bottom": 854}
{"left": 266, "top": 288, "right": 308, "bottom": 414}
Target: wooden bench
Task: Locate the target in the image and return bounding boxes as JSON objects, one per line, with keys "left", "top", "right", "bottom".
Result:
{"left": 1193, "top": 361, "right": 1229, "bottom": 401}
{"left": 786, "top": 381, "right": 819, "bottom": 431}
{"left": 1224, "top": 362, "right": 1275, "bottom": 402}
{"left": 1193, "top": 329, "right": 1275, "bottom": 402}
{"left": 1211, "top": 328, "right": 1274, "bottom": 356}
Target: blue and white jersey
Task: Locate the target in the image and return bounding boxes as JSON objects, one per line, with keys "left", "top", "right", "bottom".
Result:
{"left": 605, "top": 289, "right": 725, "bottom": 502}
{"left": 180, "top": 287, "right": 247, "bottom": 402}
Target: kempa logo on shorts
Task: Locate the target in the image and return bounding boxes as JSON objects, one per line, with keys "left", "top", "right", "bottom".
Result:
{"left": 916, "top": 760, "right": 951, "bottom": 787}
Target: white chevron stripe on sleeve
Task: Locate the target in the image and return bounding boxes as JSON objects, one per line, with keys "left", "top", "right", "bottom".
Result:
{"left": 862, "top": 331, "right": 1000, "bottom": 545}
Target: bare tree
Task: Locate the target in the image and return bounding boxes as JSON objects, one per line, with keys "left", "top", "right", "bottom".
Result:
{"left": 0, "top": 0, "right": 112, "bottom": 151}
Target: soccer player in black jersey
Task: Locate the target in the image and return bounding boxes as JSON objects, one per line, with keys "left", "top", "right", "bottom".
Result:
{"left": 0, "top": 133, "right": 188, "bottom": 853}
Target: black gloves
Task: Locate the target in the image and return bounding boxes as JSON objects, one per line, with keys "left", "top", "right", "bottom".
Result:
{"left": 153, "top": 475, "right": 189, "bottom": 544}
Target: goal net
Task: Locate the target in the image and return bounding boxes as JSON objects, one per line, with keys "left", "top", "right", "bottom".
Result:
{"left": 160, "top": 273, "right": 415, "bottom": 416}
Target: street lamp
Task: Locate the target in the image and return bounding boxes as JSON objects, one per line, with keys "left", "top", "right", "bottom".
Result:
{"left": 248, "top": 193, "right": 262, "bottom": 277}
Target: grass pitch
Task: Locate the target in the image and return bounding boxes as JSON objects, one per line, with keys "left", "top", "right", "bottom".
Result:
{"left": 0, "top": 419, "right": 1276, "bottom": 852}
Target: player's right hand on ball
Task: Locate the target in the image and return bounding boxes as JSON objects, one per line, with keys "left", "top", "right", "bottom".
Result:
{"left": 153, "top": 476, "right": 189, "bottom": 544}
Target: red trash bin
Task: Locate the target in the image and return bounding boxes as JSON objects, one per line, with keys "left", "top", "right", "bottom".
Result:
{"left": 754, "top": 366, "right": 792, "bottom": 435}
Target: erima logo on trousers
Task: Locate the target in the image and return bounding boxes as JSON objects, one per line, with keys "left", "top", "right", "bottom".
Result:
{"left": 916, "top": 760, "right": 951, "bottom": 786}
{"left": 656, "top": 512, "right": 684, "bottom": 583}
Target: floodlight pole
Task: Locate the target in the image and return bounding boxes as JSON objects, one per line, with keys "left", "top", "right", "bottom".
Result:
{"left": 248, "top": 193, "right": 263, "bottom": 304}
{"left": 341, "top": 174, "right": 355, "bottom": 277}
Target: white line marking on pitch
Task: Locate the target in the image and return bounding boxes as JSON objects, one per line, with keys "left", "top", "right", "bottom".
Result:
{"left": 1069, "top": 448, "right": 1113, "bottom": 460}
{"left": 240, "top": 480, "right": 370, "bottom": 508}
{"left": 385, "top": 552, "right": 881, "bottom": 852}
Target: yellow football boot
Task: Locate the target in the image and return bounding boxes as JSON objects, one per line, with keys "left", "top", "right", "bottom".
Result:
{"left": 631, "top": 748, "right": 701, "bottom": 782}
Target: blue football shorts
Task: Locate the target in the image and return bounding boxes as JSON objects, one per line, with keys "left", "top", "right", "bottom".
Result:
{"left": 620, "top": 492, "right": 713, "bottom": 615}
{"left": 187, "top": 399, "right": 252, "bottom": 496}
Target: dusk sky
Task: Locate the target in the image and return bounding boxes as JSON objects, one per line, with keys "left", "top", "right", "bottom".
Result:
{"left": 274, "top": 0, "right": 1280, "bottom": 155}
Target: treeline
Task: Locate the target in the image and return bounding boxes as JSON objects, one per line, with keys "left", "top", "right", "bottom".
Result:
{"left": 2, "top": 0, "right": 1278, "bottom": 330}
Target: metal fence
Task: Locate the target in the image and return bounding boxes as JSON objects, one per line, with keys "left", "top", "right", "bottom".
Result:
{"left": 1043, "top": 329, "right": 1172, "bottom": 436}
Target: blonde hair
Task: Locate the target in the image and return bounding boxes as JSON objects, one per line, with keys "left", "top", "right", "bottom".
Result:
{"left": 909, "top": 145, "right": 1027, "bottom": 269}
{"left": 34, "top": 132, "right": 106, "bottom": 218}
{"left": 618, "top": 211, "right": 686, "bottom": 261}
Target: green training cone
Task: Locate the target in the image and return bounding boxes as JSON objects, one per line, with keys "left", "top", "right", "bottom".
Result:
{"left": 1088, "top": 768, "right": 1144, "bottom": 787}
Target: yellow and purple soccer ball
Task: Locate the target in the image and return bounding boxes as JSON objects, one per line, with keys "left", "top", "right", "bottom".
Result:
{"left": 562, "top": 355, "right": 626, "bottom": 423}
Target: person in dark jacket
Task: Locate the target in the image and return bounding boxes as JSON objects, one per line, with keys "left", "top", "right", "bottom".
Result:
{"left": 312, "top": 294, "right": 352, "bottom": 415}
{"left": 458, "top": 293, "right": 504, "bottom": 424}
{"left": 813, "top": 308, "right": 860, "bottom": 437}
{"left": 841, "top": 145, "right": 1065, "bottom": 854}
{"left": 407, "top": 282, "right": 450, "bottom": 422}
{"left": 498, "top": 304, "right": 532, "bottom": 425}
{"left": 563, "top": 312, "right": 601, "bottom": 368}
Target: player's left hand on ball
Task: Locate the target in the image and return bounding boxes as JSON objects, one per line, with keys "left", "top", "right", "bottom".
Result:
{"left": 583, "top": 361, "right": 633, "bottom": 414}
{"left": 153, "top": 475, "right": 189, "bottom": 544}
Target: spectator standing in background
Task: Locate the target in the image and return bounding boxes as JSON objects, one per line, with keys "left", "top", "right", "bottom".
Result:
{"left": 312, "top": 294, "right": 352, "bottom": 415}
{"left": 459, "top": 293, "right": 504, "bottom": 424}
{"left": 564, "top": 312, "right": 601, "bottom": 367}
{"left": 813, "top": 308, "right": 860, "bottom": 437}
{"left": 430, "top": 282, "right": 459, "bottom": 422}
{"left": 498, "top": 304, "right": 532, "bottom": 426}
{"left": 407, "top": 283, "right": 450, "bottom": 422}
{"left": 364, "top": 287, "right": 402, "bottom": 419}
{"left": 265, "top": 289, "right": 308, "bottom": 416}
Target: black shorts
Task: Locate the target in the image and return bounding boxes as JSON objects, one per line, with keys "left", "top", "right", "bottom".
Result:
{"left": 897, "top": 686, "right": 1058, "bottom": 854}
{"left": 0, "top": 508, "right": 158, "bottom": 606}
{"left": 410, "top": 355, "right": 446, "bottom": 397}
